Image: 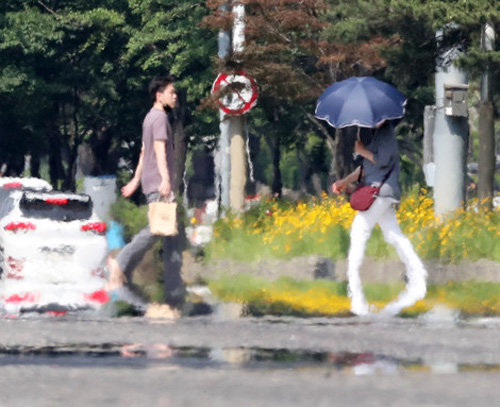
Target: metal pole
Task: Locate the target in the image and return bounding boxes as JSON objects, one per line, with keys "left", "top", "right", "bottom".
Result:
{"left": 215, "top": 3, "right": 231, "bottom": 210}
{"left": 432, "top": 28, "right": 469, "bottom": 217}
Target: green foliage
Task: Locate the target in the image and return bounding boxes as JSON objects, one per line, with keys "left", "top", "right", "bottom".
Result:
{"left": 0, "top": 0, "right": 498, "bottom": 197}
{"left": 124, "top": 0, "right": 217, "bottom": 146}
{"left": 209, "top": 274, "right": 271, "bottom": 304}
{"left": 207, "top": 188, "right": 500, "bottom": 264}
{"left": 109, "top": 196, "right": 148, "bottom": 239}
{"left": 0, "top": 0, "right": 216, "bottom": 185}
{"left": 206, "top": 225, "right": 272, "bottom": 262}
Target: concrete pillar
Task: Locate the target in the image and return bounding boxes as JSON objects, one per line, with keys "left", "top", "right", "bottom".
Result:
{"left": 423, "top": 106, "right": 436, "bottom": 186}
{"left": 432, "top": 28, "right": 469, "bottom": 216}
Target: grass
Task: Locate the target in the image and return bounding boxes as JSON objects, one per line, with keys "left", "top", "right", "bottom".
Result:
{"left": 209, "top": 274, "right": 500, "bottom": 318}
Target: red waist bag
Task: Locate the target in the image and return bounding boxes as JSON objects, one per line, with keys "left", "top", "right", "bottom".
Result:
{"left": 349, "top": 185, "right": 380, "bottom": 211}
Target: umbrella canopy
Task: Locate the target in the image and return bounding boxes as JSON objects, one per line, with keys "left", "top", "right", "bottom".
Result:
{"left": 315, "top": 77, "right": 406, "bottom": 128}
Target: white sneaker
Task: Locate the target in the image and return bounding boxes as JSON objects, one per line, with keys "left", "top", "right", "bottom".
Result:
{"left": 407, "top": 279, "right": 427, "bottom": 302}
{"left": 351, "top": 296, "right": 371, "bottom": 316}
{"left": 380, "top": 285, "right": 426, "bottom": 317}
{"left": 379, "top": 302, "right": 402, "bottom": 317}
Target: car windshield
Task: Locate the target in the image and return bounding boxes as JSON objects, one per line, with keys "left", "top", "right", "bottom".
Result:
{"left": 20, "top": 192, "right": 93, "bottom": 222}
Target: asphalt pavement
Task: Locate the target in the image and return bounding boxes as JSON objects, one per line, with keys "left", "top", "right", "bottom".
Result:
{"left": 1, "top": 313, "right": 499, "bottom": 406}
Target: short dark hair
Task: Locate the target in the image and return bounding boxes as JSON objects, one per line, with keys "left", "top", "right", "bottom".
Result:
{"left": 148, "top": 75, "right": 176, "bottom": 101}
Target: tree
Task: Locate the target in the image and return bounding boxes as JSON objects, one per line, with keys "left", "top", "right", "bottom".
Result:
{"left": 124, "top": 0, "right": 216, "bottom": 195}
{"left": 0, "top": 0, "right": 216, "bottom": 194}
{"left": 0, "top": 1, "right": 131, "bottom": 188}
{"left": 203, "top": 0, "right": 390, "bottom": 195}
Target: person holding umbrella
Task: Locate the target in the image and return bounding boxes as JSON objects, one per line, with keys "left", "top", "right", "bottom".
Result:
{"left": 316, "top": 77, "right": 427, "bottom": 316}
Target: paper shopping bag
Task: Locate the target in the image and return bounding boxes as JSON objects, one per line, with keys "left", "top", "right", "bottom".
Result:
{"left": 148, "top": 201, "right": 178, "bottom": 236}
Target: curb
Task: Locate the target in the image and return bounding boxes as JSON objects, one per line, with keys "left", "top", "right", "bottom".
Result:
{"left": 182, "top": 255, "right": 500, "bottom": 284}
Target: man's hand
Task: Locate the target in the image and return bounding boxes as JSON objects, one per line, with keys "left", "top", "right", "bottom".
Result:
{"left": 121, "top": 178, "right": 140, "bottom": 198}
{"left": 331, "top": 179, "right": 347, "bottom": 194}
{"left": 158, "top": 178, "right": 171, "bottom": 197}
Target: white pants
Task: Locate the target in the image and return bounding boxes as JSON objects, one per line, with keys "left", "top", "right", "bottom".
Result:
{"left": 347, "top": 197, "right": 427, "bottom": 315}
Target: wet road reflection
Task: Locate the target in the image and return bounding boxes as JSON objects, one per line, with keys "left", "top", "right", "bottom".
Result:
{"left": 1, "top": 344, "right": 499, "bottom": 376}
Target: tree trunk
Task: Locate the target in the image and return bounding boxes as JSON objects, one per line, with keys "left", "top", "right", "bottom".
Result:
{"left": 31, "top": 153, "right": 40, "bottom": 178}
{"left": 478, "top": 101, "right": 495, "bottom": 208}
{"left": 92, "top": 128, "right": 114, "bottom": 175}
{"left": 171, "top": 90, "right": 188, "bottom": 196}
{"left": 305, "top": 112, "right": 336, "bottom": 183}
{"left": 49, "top": 131, "right": 63, "bottom": 188}
{"left": 334, "top": 127, "right": 356, "bottom": 179}
{"left": 271, "top": 134, "right": 282, "bottom": 197}
{"left": 63, "top": 143, "right": 78, "bottom": 191}
{"left": 296, "top": 148, "right": 309, "bottom": 195}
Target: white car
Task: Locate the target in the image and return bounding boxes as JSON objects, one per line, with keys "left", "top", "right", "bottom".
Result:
{"left": 0, "top": 178, "right": 109, "bottom": 314}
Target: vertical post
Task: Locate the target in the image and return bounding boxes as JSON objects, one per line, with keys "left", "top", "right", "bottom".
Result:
{"left": 229, "top": 2, "right": 247, "bottom": 212}
{"left": 423, "top": 106, "right": 436, "bottom": 186}
{"left": 432, "top": 28, "right": 469, "bottom": 217}
{"left": 230, "top": 118, "right": 246, "bottom": 211}
{"left": 478, "top": 23, "right": 496, "bottom": 206}
{"left": 218, "top": 114, "right": 231, "bottom": 209}
{"left": 216, "top": 3, "right": 231, "bottom": 209}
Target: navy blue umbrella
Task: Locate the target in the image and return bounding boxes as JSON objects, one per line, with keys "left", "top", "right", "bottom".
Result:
{"left": 315, "top": 77, "right": 406, "bottom": 128}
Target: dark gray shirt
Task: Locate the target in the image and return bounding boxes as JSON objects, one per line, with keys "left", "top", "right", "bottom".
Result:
{"left": 361, "top": 123, "right": 401, "bottom": 201}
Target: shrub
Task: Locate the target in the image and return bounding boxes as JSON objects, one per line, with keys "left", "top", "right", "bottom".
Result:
{"left": 207, "top": 190, "right": 500, "bottom": 264}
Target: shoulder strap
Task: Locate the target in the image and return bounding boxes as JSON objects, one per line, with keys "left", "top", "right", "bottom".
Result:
{"left": 357, "top": 163, "right": 363, "bottom": 183}
{"left": 381, "top": 165, "right": 393, "bottom": 185}
{"left": 358, "top": 162, "right": 394, "bottom": 186}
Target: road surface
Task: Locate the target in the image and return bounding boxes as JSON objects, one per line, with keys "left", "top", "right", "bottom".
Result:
{"left": 0, "top": 313, "right": 499, "bottom": 406}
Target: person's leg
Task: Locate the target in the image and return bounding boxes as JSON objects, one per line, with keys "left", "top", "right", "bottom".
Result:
{"left": 347, "top": 198, "right": 391, "bottom": 315}
{"left": 162, "top": 225, "right": 187, "bottom": 309}
{"left": 378, "top": 205, "right": 427, "bottom": 315}
{"left": 105, "top": 226, "right": 158, "bottom": 312}
{"left": 107, "top": 193, "right": 160, "bottom": 293}
{"left": 115, "top": 226, "right": 159, "bottom": 283}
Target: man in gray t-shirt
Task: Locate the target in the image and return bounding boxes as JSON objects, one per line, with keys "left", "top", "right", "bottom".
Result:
{"left": 106, "top": 76, "right": 186, "bottom": 317}
{"left": 141, "top": 106, "right": 176, "bottom": 196}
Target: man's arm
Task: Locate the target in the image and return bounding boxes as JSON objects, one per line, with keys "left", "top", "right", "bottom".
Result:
{"left": 154, "top": 139, "right": 171, "bottom": 197}
{"left": 121, "top": 144, "right": 145, "bottom": 198}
